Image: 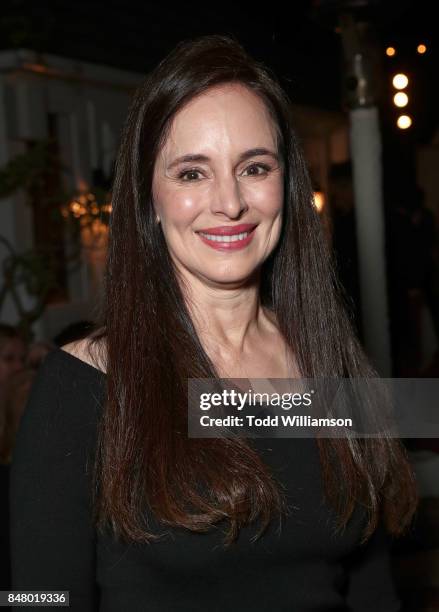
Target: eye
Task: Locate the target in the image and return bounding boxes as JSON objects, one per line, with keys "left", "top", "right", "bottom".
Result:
{"left": 242, "top": 163, "right": 271, "bottom": 177}
{"left": 177, "top": 168, "right": 204, "bottom": 181}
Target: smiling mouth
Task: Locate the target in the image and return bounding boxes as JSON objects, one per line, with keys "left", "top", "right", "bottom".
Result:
{"left": 195, "top": 225, "right": 258, "bottom": 250}
{"left": 197, "top": 230, "right": 253, "bottom": 243}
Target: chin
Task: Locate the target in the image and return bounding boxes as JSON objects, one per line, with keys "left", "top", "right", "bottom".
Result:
{"left": 200, "top": 266, "right": 258, "bottom": 286}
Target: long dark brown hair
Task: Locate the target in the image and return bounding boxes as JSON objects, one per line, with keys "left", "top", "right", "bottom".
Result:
{"left": 86, "top": 34, "right": 418, "bottom": 547}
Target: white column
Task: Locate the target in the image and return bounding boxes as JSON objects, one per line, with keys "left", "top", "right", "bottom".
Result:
{"left": 349, "top": 106, "right": 392, "bottom": 375}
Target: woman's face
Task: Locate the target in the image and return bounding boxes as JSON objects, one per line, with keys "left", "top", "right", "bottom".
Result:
{"left": 152, "top": 83, "right": 284, "bottom": 288}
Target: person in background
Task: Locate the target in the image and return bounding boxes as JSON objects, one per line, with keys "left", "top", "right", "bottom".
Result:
{"left": 1, "top": 338, "right": 56, "bottom": 465}
{"left": 25, "top": 340, "right": 57, "bottom": 370}
{"left": 408, "top": 188, "right": 439, "bottom": 357}
{"left": 0, "top": 323, "right": 27, "bottom": 456}
{"left": 0, "top": 323, "right": 27, "bottom": 590}
{"left": 328, "top": 162, "right": 362, "bottom": 340}
{"left": 387, "top": 186, "right": 439, "bottom": 375}
{"left": 0, "top": 331, "right": 56, "bottom": 589}
{"left": 0, "top": 324, "right": 26, "bottom": 390}
{"left": 0, "top": 369, "right": 36, "bottom": 466}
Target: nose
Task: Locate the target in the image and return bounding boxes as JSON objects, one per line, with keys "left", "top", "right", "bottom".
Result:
{"left": 210, "top": 173, "right": 248, "bottom": 219}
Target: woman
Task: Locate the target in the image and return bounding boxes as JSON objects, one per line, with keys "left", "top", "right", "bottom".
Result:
{"left": 10, "top": 35, "right": 418, "bottom": 611}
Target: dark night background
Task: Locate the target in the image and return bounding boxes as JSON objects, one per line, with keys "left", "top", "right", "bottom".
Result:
{"left": 0, "top": 0, "right": 437, "bottom": 114}
{"left": 1, "top": 0, "right": 437, "bottom": 196}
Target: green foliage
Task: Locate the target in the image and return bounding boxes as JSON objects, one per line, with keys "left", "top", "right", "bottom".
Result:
{"left": 0, "top": 140, "right": 109, "bottom": 340}
{"left": 0, "top": 141, "right": 52, "bottom": 198}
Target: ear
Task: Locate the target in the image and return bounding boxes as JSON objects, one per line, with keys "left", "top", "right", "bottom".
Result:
{"left": 152, "top": 199, "right": 160, "bottom": 224}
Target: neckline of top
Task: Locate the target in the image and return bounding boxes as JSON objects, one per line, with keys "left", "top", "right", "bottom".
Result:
{"left": 56, "top": 346, "right": 107, "bottom": 377}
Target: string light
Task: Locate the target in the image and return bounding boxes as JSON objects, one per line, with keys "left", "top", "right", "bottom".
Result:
{"left": 392, "top": 73, "right": 409, "bottom": 89}
{"left": 61, "top": 190, "right": 112, "bottom": 234}
{"left": 397, "top": 115, "right": 412, "bottom": 130}
{"left": 393, "top": 92, "right": 409, "bottom": 108}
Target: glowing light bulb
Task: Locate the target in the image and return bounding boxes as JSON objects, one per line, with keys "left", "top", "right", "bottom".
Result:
{"left": 393, "top": 92, "right": 409, "bottom": 107}
{"left": 392, "top": 74, "right": 409, "bottom": 89}
{"left": 397, "top": 115, "right": 412, "bottom": 130}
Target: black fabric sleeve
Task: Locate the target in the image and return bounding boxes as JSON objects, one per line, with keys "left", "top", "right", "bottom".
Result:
{"left": 9, "top": 351, "right": 100, "bottom": 611}
{"left": 343, "top": 520, "right": 402, "bottom": 611}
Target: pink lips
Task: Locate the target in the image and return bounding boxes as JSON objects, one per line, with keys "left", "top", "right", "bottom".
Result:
{"left": 196, "top": 223, "right": 258, "bottom": 251}
{"left": 196, "top": 223, "right": 258, "bottom": 236}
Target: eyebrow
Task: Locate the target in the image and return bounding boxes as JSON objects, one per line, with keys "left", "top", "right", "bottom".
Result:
{"left": 166, "top": 147, "right": 279, "bottom": 170}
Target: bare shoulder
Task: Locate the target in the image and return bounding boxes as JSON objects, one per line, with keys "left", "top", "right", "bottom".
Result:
{"left": 60, "top": 337, "right": 107, "bottom": 374}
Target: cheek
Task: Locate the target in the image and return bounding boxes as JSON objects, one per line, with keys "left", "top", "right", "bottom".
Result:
{"left": 241, "top": 176, "right": 284, "bottom": 216}
{"left": 155, "top": 183, "right": 206, "bottom": 228}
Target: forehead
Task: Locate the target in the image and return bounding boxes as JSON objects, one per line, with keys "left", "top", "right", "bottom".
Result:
{"left": 161, "top": 83, "right": 278, "bottom": 155}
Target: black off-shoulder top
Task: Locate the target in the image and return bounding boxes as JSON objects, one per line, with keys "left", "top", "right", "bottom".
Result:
{"left": 9, "top": 348, "right": 401, "bottom": 611}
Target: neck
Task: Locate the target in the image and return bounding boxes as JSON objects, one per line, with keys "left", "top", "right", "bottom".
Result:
{"left": 178, "top": 268, "right": 272, "bottom": 360}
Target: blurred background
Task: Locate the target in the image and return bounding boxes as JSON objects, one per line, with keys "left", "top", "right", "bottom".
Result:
{"left": 0, "top": 0, "right": 438, "bottom": 608}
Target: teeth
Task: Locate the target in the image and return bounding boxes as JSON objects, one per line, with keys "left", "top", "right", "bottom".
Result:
{"left": 199, "top": 231, "right": 249, "bottom": 242}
